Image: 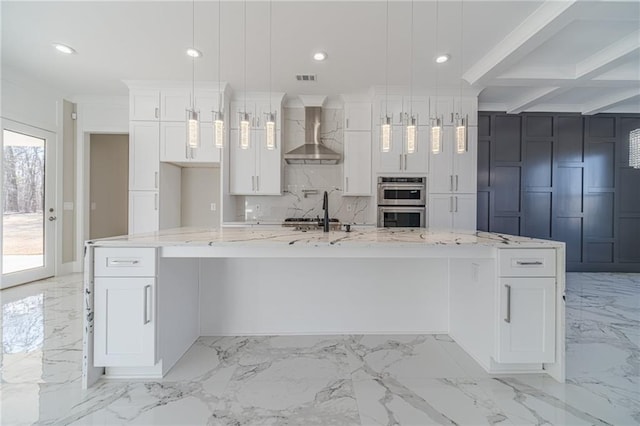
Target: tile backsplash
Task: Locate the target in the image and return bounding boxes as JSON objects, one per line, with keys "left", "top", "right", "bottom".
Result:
{"left": 233, "top": 107, "right": 375, "bottom": 224}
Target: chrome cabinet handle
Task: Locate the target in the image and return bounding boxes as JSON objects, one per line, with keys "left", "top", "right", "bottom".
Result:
{"left": 109, "top": 259, "right": 140, "bottom": 265}
{"left": 346, "top": 118, "right": 349, "bottom": 129}
{"left": 455, "top": 196, "right": 458, "bottom": 212}
{"left": 504, "top": 284, "right": 511, "bottom": 323}
{"left": 455, "top": 175, "right": 459, "bottom": 191}
{"left": 404, "top": 154, "right": 407, "bottom": 170}
{"left": 450, "top": 175, "right": 453, "bottom": 191}
{"left": 516, "top": 261, "right": 543, "bottom": 266}
{"left": 449, "top": 196, "right": 453, "bottom": 213}
{"left": 155, "top": 107, "right": 159, "bottom": 119}
{"left": 154, "top": 172, "right": 159, "bottom": 189}
{"left": 256, "top": 175, "right": 260, "bottom": 191}
{"left": 154, "top": 193, "right": 158, "bottom": 210}
{"left": 252, "top": 176, "right": 255, "bottom": 191}
{"left": 399, "top": 154, "right": 403, "bottom": 170}
{"left": 346, "top": 177, "right": 349, "bottom": 192}
{"left": 451, "top": 112, "right": 454, "bottom": 123}
{"left": 143, "top": 285, "right": 152, "bottom": 324}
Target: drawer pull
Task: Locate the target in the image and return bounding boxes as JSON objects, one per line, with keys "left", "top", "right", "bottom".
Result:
{"left": 109, "top": 259, "right": 140, "bottom": 266}
{"left": 143, "top": 285, "right": 151, "bottom": 324}
{"left": 516, "top": 261, "right": 543, "bottom": 266}
{"left": 504, "top": 284, "right": 511, "bottom": 323}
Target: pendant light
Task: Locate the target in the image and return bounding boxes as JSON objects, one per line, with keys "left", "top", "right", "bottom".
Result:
{"left": 265, "top": 0, "right": 277, "bottom": 150}
{"left": 630, "top": 129, "right": 640, "bottom": 169}
{"left": 405, "top": 0, "right": 417, "bottom": 155}
{"left": 455, "top": 0, "right": 468, "bottom": 154}
{"left": 186, "top": 0, "right": 200, "bottom": 150}
{"left": 239, "top": 0, "right": 251, "bottom": 150}
{"left": 381, "top": 0, "right": 392, "bottom": 153}
{"left": 431, "top": 0, "right": 443, "bottom": 154}
{"left": 213, "top": 0, "right": 224, "bottom": 149}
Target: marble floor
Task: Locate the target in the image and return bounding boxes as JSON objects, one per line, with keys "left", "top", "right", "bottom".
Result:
{"left": 0, "top": 273, "right": 638, "bottom": 425}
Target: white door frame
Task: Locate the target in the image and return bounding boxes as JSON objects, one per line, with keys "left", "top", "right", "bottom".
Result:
{"left": 1, "top": 119, "right": 58, "bottom": 288}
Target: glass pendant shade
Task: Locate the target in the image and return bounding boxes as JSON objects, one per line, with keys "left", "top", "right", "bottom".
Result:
{"left": 630, "top": 129, "right": 640, "bottom": 169}
{"left": 455, "top": 115, "right": 468, "bottom": 154}
{"left": 265, "top": 113, "right": 276, "bottom": 150}
{"left": 406, "top": 117, "right": 417, "bottom": 154}
{"left": 239, "top": 113, "right": 251, "bottom": 150}
{"left": 381, "top": 116, "right": 392, "bottom": 153}
{"left": 431, "top": 117, "right": 442, "bottom": 154}
{"left": 187, "top": 109, "right": 200, "bottom": 149}
{"left": 214, "top": 111, "right": 224, "bottom": 149}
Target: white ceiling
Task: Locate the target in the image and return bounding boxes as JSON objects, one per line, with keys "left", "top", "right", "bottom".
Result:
{"left": 2, "top": 0, "right": 639, "bottom": 114}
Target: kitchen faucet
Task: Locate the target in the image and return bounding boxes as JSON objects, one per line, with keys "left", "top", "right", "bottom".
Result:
{"left": 322, "top": 191, "right": 329, "bottom": 232}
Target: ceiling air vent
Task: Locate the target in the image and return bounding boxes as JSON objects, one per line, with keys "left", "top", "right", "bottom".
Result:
{"left": 296, "top": 74, "right": 317, "bottom": 82}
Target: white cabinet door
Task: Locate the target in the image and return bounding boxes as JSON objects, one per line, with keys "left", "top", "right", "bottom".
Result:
{"left": 129, "top": 122, "right": 159, "bottom": 191}
{"left": 94, "top": 277, "right": 156, "bottom": 367}
{"left": 430, "top": 96, "right": 455, "bottom": 125}
{"left": 344, "top": 103, "right": 372, "bottom": 131}
{"left": 453, "top": 128, "right": 477, "bottom": 193}
{"left": 452, "top": 194, "right": 477, "bottom": 231}
{"left": 429, "top": 194, "right": 454, "bottom": 229}
{"left": 454, "top": 97, "right": 478, "bottom": 126}
{"left": 344, "top": 131, "right": 372, "bottom": 195}
{"left": 378, "top": 126, "right": 404, "bottom": 172}
{"left": 404, "top": 126, "right": 429, "bottom": 173}
{"left": 161, "top": 89, "right": 190, "bottom": 122}
{"left": 130, "top": 90, "right": 160, "bottom": 121}
{"left": 497, "top": 277, "right": 556, "bottom": 364}
{"left": 194, "top": 90, "right": 221, "bottom": 123}
{"left": 128, "top": 191, "right": 159, "bottom": 234}
{"left": 229, "top": 129, "right": 256, "bottom": 194}
{"left": 256, "top": 131, "right": 282, "bottom": 195}
{"left": 160, "top": 122, "right": 188, "bottom": 163}
{"left": 403, "top": 96, "right": 429, "bottom": 126}
{"left": 429, "top": 126, "right": 454, "bottom": 193}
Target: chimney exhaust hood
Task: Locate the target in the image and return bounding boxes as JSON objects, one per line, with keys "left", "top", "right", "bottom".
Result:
{"left": 284, "top": 96, "right": 340, "bottom": 165}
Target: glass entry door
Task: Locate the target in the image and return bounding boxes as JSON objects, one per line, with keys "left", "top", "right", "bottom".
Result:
{"left": 2, "top": 121, "right": 56, "bottom": 288}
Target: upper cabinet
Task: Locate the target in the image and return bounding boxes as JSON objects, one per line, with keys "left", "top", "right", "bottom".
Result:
{"left": 344, "top": 103, "right": 372, "bottom": 131}
{"left": 129, "top": 121, "right": 160, "bottom": 191}
{"left": 230, "top": 99, "right": 282, "bottom": 130}
{"left": 378, "top": 95, "right": 429, "bottom": 126}
{"left": 130, "top": 90, "right": 160, "bottom": 121}
{"left": 160, "top": 122, "right": 220, "bottom": 164}
{"left": 429, "top": 96, "right": 478, "bottom": 126}
{"left": 160, "top": 89, "right": 222, "bottom": 123}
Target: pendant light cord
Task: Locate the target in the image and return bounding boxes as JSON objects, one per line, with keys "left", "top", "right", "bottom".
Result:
{"left": 218, "top": 0, "right": 222, "bottom": 112}
{"left": 192, "top": 0, "right": 195, "bottom": 110}
{"left": 410, "top": 0, "right": 414, "bottom": 118}
{"left": 243, "top": 0, "right": 247, "bottom": 114}
{"left": 434, "top": 0, "right": 439, "bottom": 118}
{"left": 459, "top": 0, "right": 464, "bottom": 117}
{"left": 385, "top": 0, "right": 389, "bottom": 118}
{"left": 269, "top": 0, "right": 272, "bottom": 115}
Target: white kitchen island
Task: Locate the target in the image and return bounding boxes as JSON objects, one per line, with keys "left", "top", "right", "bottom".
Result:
{"left": 82, "top": 227, "right": 566, "bottom": 388}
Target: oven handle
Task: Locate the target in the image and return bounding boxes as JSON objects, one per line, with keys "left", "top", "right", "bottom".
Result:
{"left": 378, "top": 184, "right": 426, "bottom": 191}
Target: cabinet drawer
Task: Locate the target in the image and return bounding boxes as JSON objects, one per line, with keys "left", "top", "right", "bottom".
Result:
{"left": 498, "top": 249, "right": 556, "bottom": 277}
{"left": 95, "top": 247, "right": 156, "bottom": 277}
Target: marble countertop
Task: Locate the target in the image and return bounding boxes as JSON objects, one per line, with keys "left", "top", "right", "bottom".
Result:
{"left": 87, "top": 226, "right": 564, "bottom": 249}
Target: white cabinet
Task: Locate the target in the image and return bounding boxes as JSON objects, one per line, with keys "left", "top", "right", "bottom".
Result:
{"left": 429, "top": 193, "right": 476, "bottom": 231}
{"left": 128, "top": 191, "right": 159, "bottom": 234}
{"left": 344, "top": 103, "right": 372, "bottom": 131}
{"left": 160, "top": 122, "right": 220, "bottom": 164}
{"left": 429, "top": 127, "right": 477, "bottom": 194}
{"left": 130, "top": 90, "right": 160, "bottom": 121}
{"left": 378, "top": 125, "right": 429, "bottom": 173}
{"left": 160, "top": 89, "right": 191, "bottom": 122}
{"left": 379, "top": 95, "right": 429, "bottom": 126}
{"left": 343, "top": 131, "right": 372, "bottom": 195}
{"left": 496, "top": 277, "right": 556, "bottom": 363}
{"left": 429, "top": 96, "right": 478, "bottom": 126}
{"left": 229, "top": 129, "right": 282, "bottom": 195}
{"left": 129, "top": 122, "right": 160, "bottom": 191}
{"left": 93, "top": 247, "right": 157, "bottom": 367}
{"left": 230, "top": 99, "right": 281, "bottom": 130}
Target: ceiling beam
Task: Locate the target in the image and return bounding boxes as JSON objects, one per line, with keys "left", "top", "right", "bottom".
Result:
{"left": 575, "top": 30, "right": 640, "bottom": 80}
{"left": 490, "top": 78, "right": 639, "bottom": 88}
{"left": 506, "top": 87, "right": 567, "bottom": 114}
{"left": 463, "top": 0, "right": 581, "bottom": 87}
{"left": 581, "top": 88, "right": 640, "bottom": 115}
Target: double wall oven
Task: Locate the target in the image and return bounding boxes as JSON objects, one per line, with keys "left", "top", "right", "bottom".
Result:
{"left": 377, "top": 177, "right": 427, "bottom": 228}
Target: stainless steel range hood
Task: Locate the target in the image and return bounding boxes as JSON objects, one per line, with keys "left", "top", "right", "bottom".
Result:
{"left": 284, "top": 106, "right": 340, "bottom": 165}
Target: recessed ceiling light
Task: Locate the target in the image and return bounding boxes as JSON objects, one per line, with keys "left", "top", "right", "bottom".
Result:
{"left": 313, "top": 51, "right": 327, "bottom": 61}
{"left": 435, "top": 54, "right": 450, "bottom": 64}
{"left": 186, "top": 48, "right": 202, "bottom": 58}
{"left": 53, "top": 43, "right": 76, "bottom": 54}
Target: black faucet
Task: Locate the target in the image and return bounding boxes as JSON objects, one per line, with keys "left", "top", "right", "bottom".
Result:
{"left": 322, "top": 191, "right": 329, "bottom": 232}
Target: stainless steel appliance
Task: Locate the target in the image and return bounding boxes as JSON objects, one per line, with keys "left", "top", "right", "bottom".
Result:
{"left": 377, "top": 177, "right": 426, "bottom": 206}
{"left": 377, "top": 177, "right": 427, "bottom": 228}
